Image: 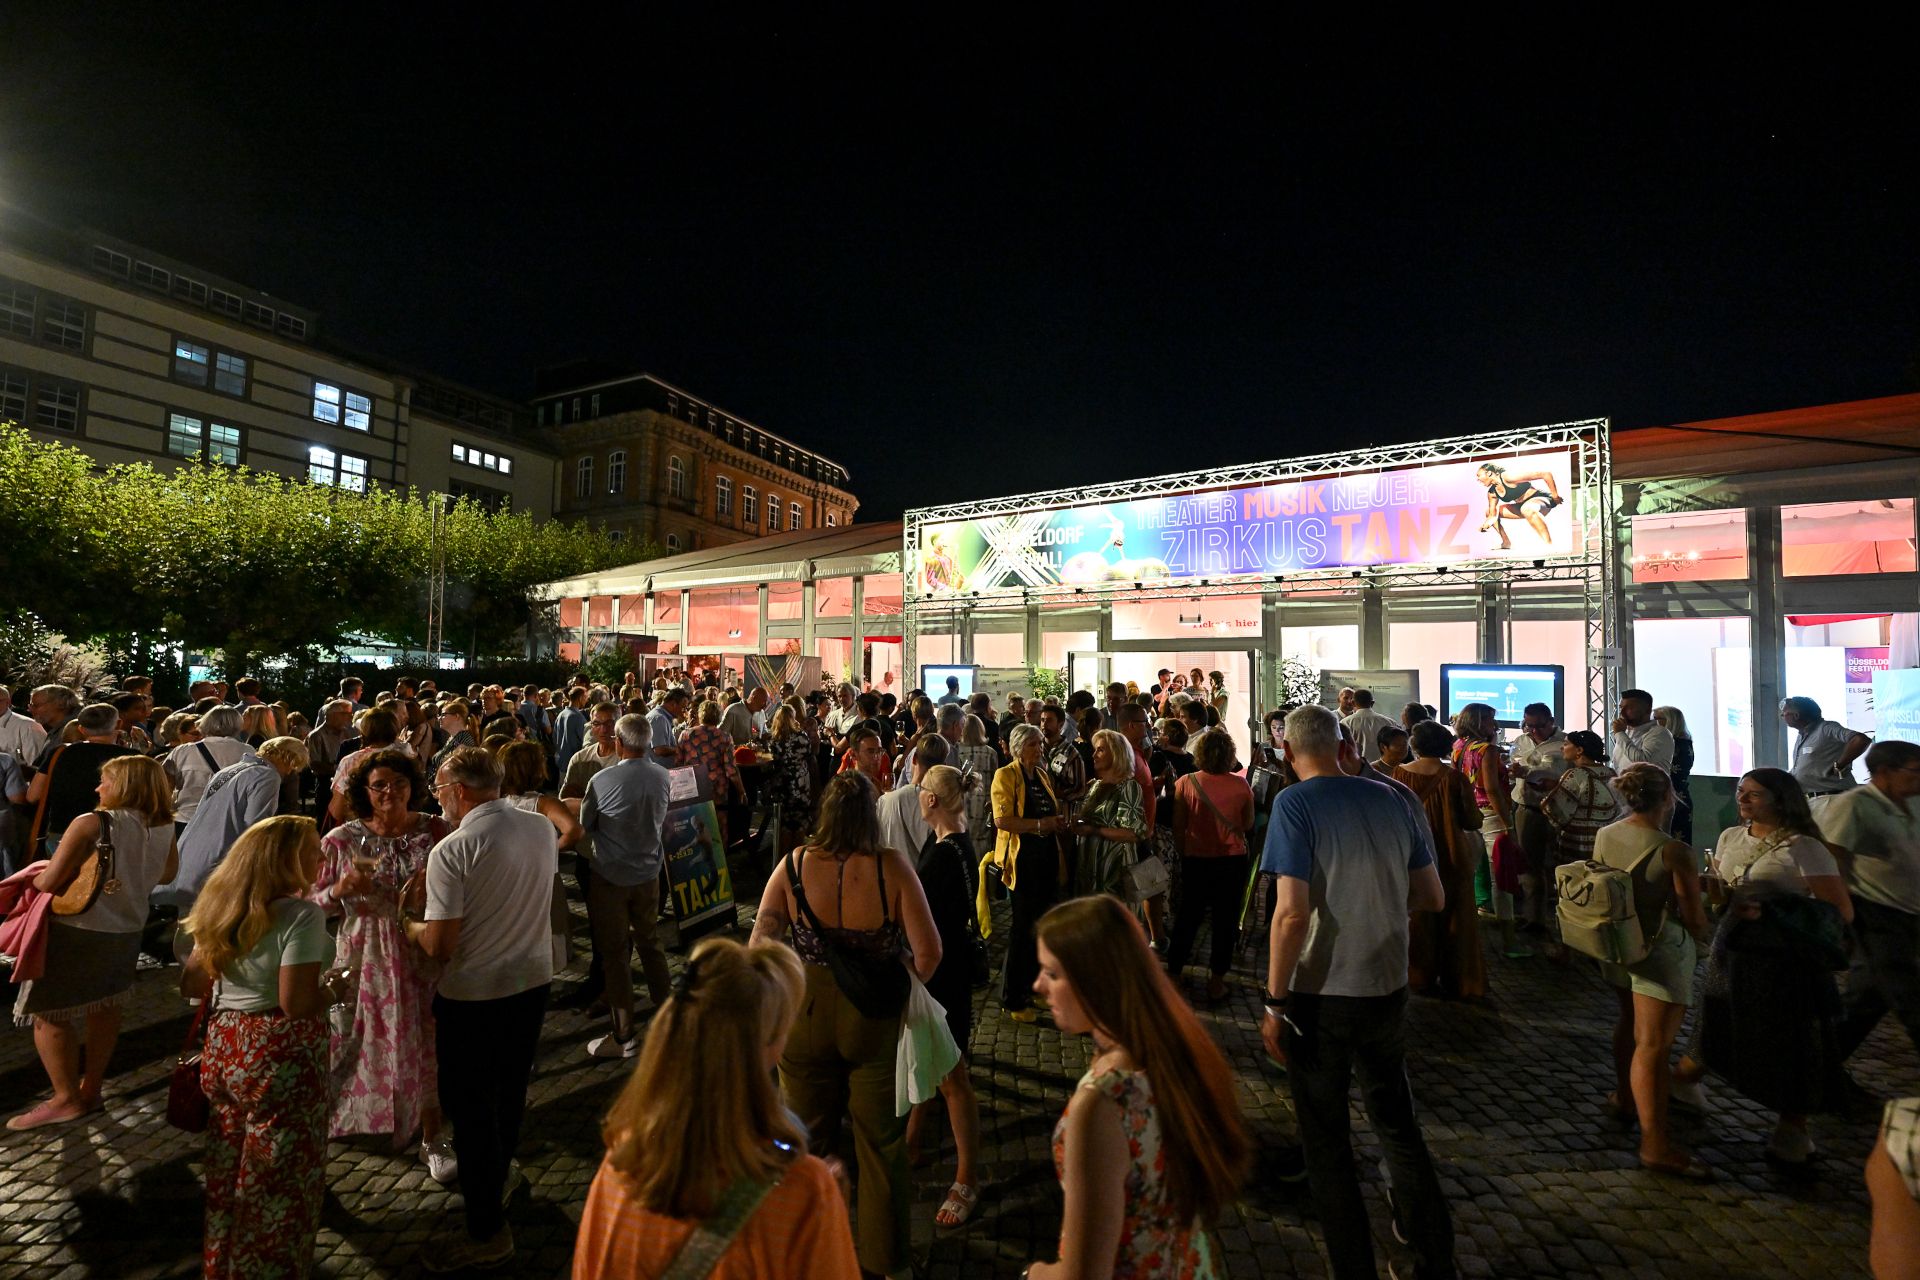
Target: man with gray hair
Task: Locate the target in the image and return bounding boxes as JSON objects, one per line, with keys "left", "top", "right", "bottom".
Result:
{"left": 401, "top": 745, "right": 556, "bottom": 1273}
{"left": 579, "top": 712, "right": 673, "bottom": 1060}
{"left": 25, "top": 702, "right": 134, "bottom": 855}
{"left": 26, "top": 684, "right": 81, "bottom": 771}
{"left": 0, "top": 685, "right": 47, "bottom": 765}
{"left": 157, "top": 736, "right": 309, "bottom": 906}
{"left": 164, "top": 704, "right": 256, "bottom": 829}
{"left": 1262, "top": 703, "right": 1453, "bottom": 1280}
{"left": 879, "top": 733, "right": 948, "bottom": 859}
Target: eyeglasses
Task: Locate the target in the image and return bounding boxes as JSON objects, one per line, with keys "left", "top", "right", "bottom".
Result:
{"left": 430, "top": 780, "right": 458, "bottom": 795}
{"left": 367, "top": 781, "right": 408, "bottom": 794}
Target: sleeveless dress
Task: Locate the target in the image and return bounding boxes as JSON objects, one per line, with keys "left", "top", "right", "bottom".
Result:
{"left": 1052, "top": 1066, "right": 1220, "bottom": 1278}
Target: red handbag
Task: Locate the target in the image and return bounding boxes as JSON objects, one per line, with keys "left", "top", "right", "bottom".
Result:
{"left": 166, "top": 1000, "right": 212, "bottom": 1134}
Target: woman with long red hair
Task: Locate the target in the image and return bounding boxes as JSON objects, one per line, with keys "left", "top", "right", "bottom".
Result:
{"left": 1023, "top": 894, "right": 1250, "bottom": 1278}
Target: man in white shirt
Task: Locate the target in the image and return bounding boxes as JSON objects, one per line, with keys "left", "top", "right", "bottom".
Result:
{"left": 1609, "top": 689, "right": 1674, "bottom": 772}
{"left": 1507, "top": 702, "right": 1570, "bottom": 930}
{"left": 404, "top": 746, "right": 556, "bottom": 1274}
{"left": 878, "top": 735, "right": 947, "bottom": 859}
{"left": 0, "top": 686, "right": 47, "bottom": 765}
{"left": 825, "top": 682, "right": 862, "bottom": 743}
{"left": 1339, "top": 689, "right": 1398, "bottom": 764}
{"left": 1819, "top": 740, "right": 1920, "bottom": 1069}
{"left": 1782, "top": 696, "right": 1872, "bottom": 796}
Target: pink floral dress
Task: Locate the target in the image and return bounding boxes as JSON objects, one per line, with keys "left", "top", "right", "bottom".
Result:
{"left": 311, "top": 814, "right": 449, "bottom": 1142}
{"left": 1052, "top": 1067, "right": 1220, "bottom": 1279}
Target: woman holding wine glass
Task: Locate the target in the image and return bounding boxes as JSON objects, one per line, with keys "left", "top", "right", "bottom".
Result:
{"left": 310, "top": 748, "right": 455, "bottom": 1180}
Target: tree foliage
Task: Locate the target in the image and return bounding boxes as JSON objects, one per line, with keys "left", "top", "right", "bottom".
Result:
{"left": 0, "top": 424, "right": 651, "bottom": 674}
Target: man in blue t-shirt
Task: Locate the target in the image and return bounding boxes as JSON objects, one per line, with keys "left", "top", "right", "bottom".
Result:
{"left": 1261, "top": 703, "right": 1455, "bottom": 1280}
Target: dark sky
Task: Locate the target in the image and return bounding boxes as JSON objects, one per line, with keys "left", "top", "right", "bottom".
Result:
{"left": 3, "top": 14, "right": 1915, "bottom": 519}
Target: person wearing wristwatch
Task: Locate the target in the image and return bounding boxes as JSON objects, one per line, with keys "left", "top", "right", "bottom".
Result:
{"left": 1260, "top": 704, "right": 1456, "bottom": 1280}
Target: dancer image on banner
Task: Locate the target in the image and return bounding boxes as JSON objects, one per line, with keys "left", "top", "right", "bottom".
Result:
{"left": 1475, "top": 462, "right": 1563, "bottom": 550}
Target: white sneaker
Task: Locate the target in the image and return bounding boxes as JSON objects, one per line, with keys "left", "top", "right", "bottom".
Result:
{"left": 1669, "top": 1079, "right": 1708, "bottom": 1112}
{"left": 1767, "top": 1120, "right": 1815, "bottom": 1164}
{"left": 586, "top": 1033, "right": 638, "bottom": 1060}
{"left": 421, "top": 1137, "right": 458, "bottom": 1185}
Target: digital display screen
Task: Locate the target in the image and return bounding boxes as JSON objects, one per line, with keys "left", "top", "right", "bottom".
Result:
{"left": 921, "top": 665, "right": 977, "bottom": 700}
{"left": 1439, "top": 664, "right": 1563, "bottom": 729}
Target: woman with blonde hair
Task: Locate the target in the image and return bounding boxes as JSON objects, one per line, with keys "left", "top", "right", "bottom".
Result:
{"left": 764, "top": 703, "right": 815, "bottom": 849}
{"left": 8, "top": 755, "right": 177, "bottom": 1131}
{"left": 1024, "top": 895, "right": 1250, "bottom": 1278}
{"left": 181, "top": 815, "right": 333, "bottom": 1277}
{"left": 750, "top": 772, "right": 940, "bottom": 1277}
{"left": 990, "top": 722, "right": 1065, "bottom": 1023}
{"left": 239, "top": 704, "right": 278, "bottom": 747}
{"left": 1653, "top": 704, "right": 1696, "bottom": 844}
{"left": 1072, "top": 728, "right": 1147, "bottom": 899}
{"left": 572, "top": 937, "right": 858, "bottom": 1278}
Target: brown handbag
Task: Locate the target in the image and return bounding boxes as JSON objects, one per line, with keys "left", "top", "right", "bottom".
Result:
{"left": 50, "top": 809, "right": 119, "bottom": 917}
{"left": 166, "top": 997, "right": 213, "bottom": 1133}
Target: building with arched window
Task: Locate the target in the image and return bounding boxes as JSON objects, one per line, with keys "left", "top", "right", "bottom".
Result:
{"left": 540, "top": 367, "right": 857, "bottom": 552}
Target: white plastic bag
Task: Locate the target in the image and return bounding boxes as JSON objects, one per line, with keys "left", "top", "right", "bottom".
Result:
{"left": 894, "top": 972, "right": 961, "bottom": 1116}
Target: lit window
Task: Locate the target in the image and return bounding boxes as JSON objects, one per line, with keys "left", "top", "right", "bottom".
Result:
{"left": 716, "top": 475, "right": 733, "bottom": 515}
{"left": 214, "top": 352, "right": 247, "bottom": 396}
{"left": 608, "top": 448, "right": 627, "bottom": 493}
{"left": 35, "top": 381, "right": 79, "bottom": 433}
{"left": 339, "top": 454, "right": 367, "bottom": 492}
{"left": 344, "top": 391, "right": 371, "bottom": 431}
{"left": 590, "top": 393, "right": 601, "bottom": 416}
{"left": 313, "top": 382, "right": 342, "bottom": 423}
{"left": 308, "top": 445, "right": 337, "bottom": 485}
{"left": 208, "top": 289, "right": 243, "bottom": 319}
{"left": 668, "top": 455, "right": 686, "bottom": 498}
{"left": 208, "top": 423, "right": 240, "bottom": 465}
{"left": 742, "top": 485, "right": 757, "bottom": 525}
{"left": 826, "top": 513, "right": 837, "bottom": 527}
{"left": 453, "top": 444, "right": 467, "bottom": 463}
{"left": 40, "top": 298, "right": 85, "bottom": 351}
{"left": 173, "top": 339, "right": 211, "bottom": 386}
{"left": 766, "top": 492, "right": 779, "bottom": 530}
{"left": 790, "top": 502, "right": 802, "bottom": 531}
{"left": 133, "top": 261, "right": 171, "bottom": 292}
{"left": 0, "top": 369, "right": 27, "bottom": 423}
{"left": 483, "top": 452, "right": 497, "bottom": 469}
{"left": 0, "top": 283, "right": 34, "bottom": 338}
{"left": 498, "top": 456, "right": 511, "bottom": 475}
{"left": 167, "top": 413, "right": 204, "bottom": 457}
{"left": 575, "top": 455, "right": 592, "bottom": 498}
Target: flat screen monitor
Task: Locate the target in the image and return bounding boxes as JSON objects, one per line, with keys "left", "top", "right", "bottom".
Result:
{"left": 1439, "top": 663, "right": 1563, "bottom": 729}
{"left": 921, "top": 664, "right": 977, "bottom": 702}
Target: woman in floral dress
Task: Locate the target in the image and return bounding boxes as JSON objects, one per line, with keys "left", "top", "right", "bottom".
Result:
{"left": 766, "top": 704, "right": 815, "bottom": 851}
{"left": 311, "top": 747, "right": 453, "bottom": 1177}
{"left": 1024, "top": 895, "right": 1248, "bottom": 1279}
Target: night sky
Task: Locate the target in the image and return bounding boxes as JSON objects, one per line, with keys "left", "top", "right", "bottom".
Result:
{"left": 3, "top": 16, "right": 1914, "bottom": 520}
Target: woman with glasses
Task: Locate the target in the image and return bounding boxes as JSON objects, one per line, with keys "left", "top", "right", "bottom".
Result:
{"left": 310, "top": 748, "right": 455, "bottom": 1179}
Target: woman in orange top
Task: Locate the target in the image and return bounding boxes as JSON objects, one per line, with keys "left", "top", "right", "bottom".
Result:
{"left": 571, "top": 937, "right": 859, "bottom": 1280}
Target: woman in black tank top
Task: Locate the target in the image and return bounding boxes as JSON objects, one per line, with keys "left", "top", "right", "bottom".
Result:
{"left": 1475, "top": 462, "right": 1564, "bottom": 550}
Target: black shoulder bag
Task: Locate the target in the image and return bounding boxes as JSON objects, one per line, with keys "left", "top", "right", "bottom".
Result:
{"left": 786, "top": 848, "right": 909, "bottom": 1020}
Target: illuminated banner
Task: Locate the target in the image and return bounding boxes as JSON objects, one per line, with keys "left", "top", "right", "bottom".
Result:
{"left": 917, "top": 451, "right": 1575, "bottom": 595}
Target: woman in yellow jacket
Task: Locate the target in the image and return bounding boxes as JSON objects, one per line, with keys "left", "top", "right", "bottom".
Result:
{"left": 984, "top": 723, "right": 1066, "bottom": 1022}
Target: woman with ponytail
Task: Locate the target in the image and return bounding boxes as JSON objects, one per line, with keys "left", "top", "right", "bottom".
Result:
{"left": 1023, "top": 895, "right": 1250, "bottom": 1279}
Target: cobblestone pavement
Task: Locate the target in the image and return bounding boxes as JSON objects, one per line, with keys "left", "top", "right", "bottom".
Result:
{"left": 2, "top": 861, "right": 1913, "bottom": 1279}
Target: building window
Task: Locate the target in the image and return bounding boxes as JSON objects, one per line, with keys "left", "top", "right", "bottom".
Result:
{"left": 173, "top": 277, "right": 209, "bottom": 307}
{"left": 0, "top": 369, "right": 26, "bottom": 423}
{"left": 208, "top": 288, "right": 243, "bottom": 320}
{"left": 668, "top": 455, "right": 686, "bottom": 498}
{"left": 0, "top": 283, "right": 34, "bottom": 338}
{"left": 91, "top": 246, "right": 131, "bottom": 277}
{"left": 667, "top": 394, "right": 680, "bottom": 416}
{"left": 452, "top": 441, "right": 513, "bottom": 474}
{"left": 173, "top": 339, "right": 211, "bottom": 387}
{"left": 208, "top": 422, "right": 241, "bottom": 465}
{"left": 214, "top": 352, "right": 248, "bottom": 397}
{"left": 536, "top": 404, "right": 546, "bottom": 427}
{"left": 590, "top": 393, "right": 601, "bottom": 416}
{"left": 133, "top": 261, "right": 171, "bottom": 292}
{"left": 275, "top": 314, "right": 307, "bottom": 341}
{"left": 766, "top": 492, "right": 780, "bottom": 530}
{"left": 313, "top": 382, "right": 341, "bottom": 423}
{"left": 35, "top": 380, "right": 80, "bottom": 433}
{"left": 826, "top": 513, "right": 837, "bottom": 527}
{"left": 608, "top": 529, "right": 626, "bottom": 544}
{"left": 242, "top": 300, "right": 274, "bottom": 329}
{"left": 313, "top": 382, "right": 371, "bottom": 430}
{"left": 40, "top": 297, "right": 85, "bottom": 351}
{"left": 167, "top": 413, "right": 204, "bottom": 458}
{"left": 572, "top": 397, "right": 582, "bottom": 419}
{"left": 308, "top": 445, "right": 367, "bottom": 492}
{"left": 742, "top": 485, "right": 757, "bottom": 525}
{"left": 608, "top": 448, "right": 627, "bottom": 494}
{"left": 716, "top": 475, "right": 733, "bottom": 516}
{"left": 790, "top": 502, "right": 802, "bottom": 531}
{"left": 575, "top": 455, "right": 593, "bottom": 498}
{"left": 447, "top": 477, "right": 509, "bottom": 512}
{"left": 666, "top": 533, "right": 682, "bottom": 552}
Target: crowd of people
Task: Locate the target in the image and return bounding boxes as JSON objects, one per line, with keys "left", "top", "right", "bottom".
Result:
{"left": 3, "top": 661, "right": 1920, "bottom": 1277}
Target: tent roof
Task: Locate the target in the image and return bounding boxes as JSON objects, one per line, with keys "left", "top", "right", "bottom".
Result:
{"left": 540, "top": 521, "right": 904, "bottom": 597}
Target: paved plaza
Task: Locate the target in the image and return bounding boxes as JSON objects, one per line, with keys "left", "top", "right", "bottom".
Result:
{"left": 1, "top": 859, "right": 1912, "bottom": 1279}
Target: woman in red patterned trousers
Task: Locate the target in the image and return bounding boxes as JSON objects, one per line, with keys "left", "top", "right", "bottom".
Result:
{"left": 181, "top": 815, "right": 333, "bottom": 1279}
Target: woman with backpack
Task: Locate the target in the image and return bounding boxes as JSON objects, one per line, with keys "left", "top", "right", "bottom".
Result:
{"left": 1592, "top": 764, "right": 1714, "bottom": 1179}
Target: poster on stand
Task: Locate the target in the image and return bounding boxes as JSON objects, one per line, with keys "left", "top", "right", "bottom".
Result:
{"left": 662, "top": 766, "right": 735, "bottom": 943}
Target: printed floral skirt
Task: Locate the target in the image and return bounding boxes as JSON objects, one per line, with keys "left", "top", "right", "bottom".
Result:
{"left": 202, "top": 1010, "right": 329, "bottom": 1280}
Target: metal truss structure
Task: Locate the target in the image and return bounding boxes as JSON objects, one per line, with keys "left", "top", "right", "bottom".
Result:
{"left": 903, "top": 418, "right": 1616, "bottom": 727}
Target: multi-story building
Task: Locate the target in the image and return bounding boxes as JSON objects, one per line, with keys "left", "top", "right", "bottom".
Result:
{"left": 0, "top": 206, "right": 554, "bottom": 516}
{"left": 536, "top": 368, "right": 857, "bottom": 552}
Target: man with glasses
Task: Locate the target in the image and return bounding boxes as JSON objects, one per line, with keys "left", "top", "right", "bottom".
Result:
{"left": 1821, "top": 740, "right": 1920, "bottom": 1065}
{"left": 403, "top": 747, "right": 555, "bottom": 1274}
{"left": 0, "top": 686, "right": 48, "bottom": 765}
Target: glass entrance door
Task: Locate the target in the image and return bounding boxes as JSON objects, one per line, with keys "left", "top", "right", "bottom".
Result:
{"left": 1106, "top": 649, "right": 1258, "bottom": 764}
